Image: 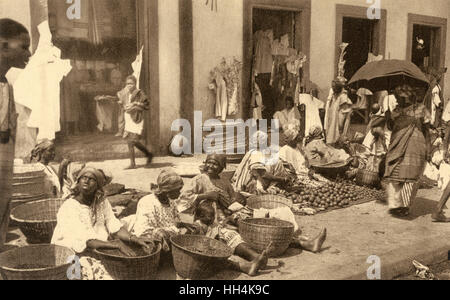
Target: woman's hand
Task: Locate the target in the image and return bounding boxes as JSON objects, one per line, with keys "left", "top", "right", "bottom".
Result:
{"left": 153, "top": 229, "right": 171, "bottom": 252}
{"left": 131, "top": 236, "right": 154, "bottom": 255}
{"left": 111, "top": 240, "right": 135, "bottom": 257}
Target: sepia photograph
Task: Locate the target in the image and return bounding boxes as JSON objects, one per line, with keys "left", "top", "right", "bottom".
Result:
{"left": 0, "top": 0, "right": 449, "bottom": 283}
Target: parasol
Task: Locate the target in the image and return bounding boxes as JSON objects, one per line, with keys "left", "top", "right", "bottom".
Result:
{"left": 348, "top": 59, "right": 430, "bottom": 92}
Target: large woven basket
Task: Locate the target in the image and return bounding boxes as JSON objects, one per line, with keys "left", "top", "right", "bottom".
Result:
{"left": 12, "top": 163, "right": 46, "bottom": 198}
{"left": 10, "top": 198, "right": 64, "bottom": 244}
{"left": 356, "top": 169, "right": 380, "bottom": 188}
{"left": 310, "top": 160, "right": 351, "bottom": 179}
{"left": 238, "top": 218, "right": 294, "bottom": 257}
{"left": 246, "top": 194, "right": 293, "bottom": 210}
{"left": 0, "top": 244, "right": 75, "bottom": 280}
{"left": 171, "top": 235, "right": 233, "bottom": 279}
{"left": 94, "top": 242, "right": 161, "bottom": 280}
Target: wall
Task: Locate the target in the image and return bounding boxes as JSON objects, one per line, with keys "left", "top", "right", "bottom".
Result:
{"left": 0, "top": 0, "right": 31, "bottom": 32}
{"left": 158, "top": 0, "right": 181, "bottom": 152}
{"left": 310, "top": 0, "right": 450, "bottom": 101}
{"left": 192, "top": 0, "right": 244, "bottom": 122}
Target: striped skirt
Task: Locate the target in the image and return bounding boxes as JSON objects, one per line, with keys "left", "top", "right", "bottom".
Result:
{"left": 0, "top": 139, "right": 15, "bottom": 247}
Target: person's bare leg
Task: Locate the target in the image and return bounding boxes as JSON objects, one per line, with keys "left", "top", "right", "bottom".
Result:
{"left": 432, "top": 181, "right": 450, "bottom": 222}
{"left": 234, "top": 243, "right": 270, "bottom": 276}
{"left": 291, "top": 228, "right": 327, "bottom": 253}
{"left": 125, "top": 142, "right": 137, "bottom": 169}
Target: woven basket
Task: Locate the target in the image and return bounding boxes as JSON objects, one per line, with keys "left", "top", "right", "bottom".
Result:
{"left": 356, "top": 169, "right": 380, "bottom": 188}
{"left": 94, "top": 242, "right": 161, "bottom": 280}
{"left": 0, "top": 244, "right": 75, "bottom": 280}
{"left": 310, "top": 160, "right": 351, "bottom": 179}
{"left": 12, "top": 164, "right": 46, "bottom": 197}
{"left": 10, "top": 198, "right": 64, "bottom": 244}
{"left": 238, "top": 218, "right": 294, "bottom": 257}
{"left": 246, "top": 194, "right": 293, "bottom": 210}
{"left": 171, "top": 235, "right": 233, "bottom": 279}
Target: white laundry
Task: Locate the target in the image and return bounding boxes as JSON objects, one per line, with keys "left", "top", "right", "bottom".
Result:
{"left": 299, "top": 93, "right": 324, "bottom": 137}
{"left": 12, "top": 21, "right": 72, "bottom": 141}
{"left": 132, "top": 47, "right": 144, "bottom": 89}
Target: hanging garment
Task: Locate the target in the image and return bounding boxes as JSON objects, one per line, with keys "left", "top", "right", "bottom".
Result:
{"left": 227, "top": 85, "right": 238, "bottom": 116}
{"left": 13, "top": 21, "right": 72, "bottom": 141}
{"left": 95, "top": 99, "right": 115, "bottom": 132}
{"left": 61, "top": 70, "right": 81, "bottom": 123}
{"left": 254, "top": 30, "right": 274, "bottom": 75}
{"left": 213, "top": 72, "right": 228, "bottom": 122}
{"left": 252, "top": 83, "right": 263, "bottom": 120}
{"left": 431, "top": 85, "right": 442, "bottom": 126}
{"left": 299, "top": 94, "right": 324, "bottom": 138}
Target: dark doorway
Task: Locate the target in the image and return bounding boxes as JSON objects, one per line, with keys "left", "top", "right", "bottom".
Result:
{"left": 252, "top": 8, "right": 302, "bottom": 121}
{"left": 412, "top": 24, "right": 441, "bottom": 74}
{"left": 342, "top": 17, "right": 377, "bottom": 81}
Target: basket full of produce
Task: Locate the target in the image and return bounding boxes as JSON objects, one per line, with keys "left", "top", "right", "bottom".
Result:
{"left": 94, "top": 241, "right": 161, "bottom": 280}
{"left": 238, "top": 218, "right": 294, "bottom": 257}
{"left": 0, "top": 244, "right": 75, "bottom": 280}
{"left": 246, "top": 194, "right": 293, "bottom": 210}
{"left": 170, "top": 235, "right": 233, "bottom": 279}
{"left": 10, "top": 198, "right": 65, "bottom": 244}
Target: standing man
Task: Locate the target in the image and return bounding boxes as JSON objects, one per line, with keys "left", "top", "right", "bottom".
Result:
{"left": 0, "top": 19, "right": 31, "bottom": 249}
{"left": 117, "top": 75, "right": 153, "bottom": 169}
{"left": 324, "top": 77, "right": 353, "bottom": 145}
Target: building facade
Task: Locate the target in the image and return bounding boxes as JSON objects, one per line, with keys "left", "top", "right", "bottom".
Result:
{"left": 2, "top": 0, "right": 449, "bottom": 157}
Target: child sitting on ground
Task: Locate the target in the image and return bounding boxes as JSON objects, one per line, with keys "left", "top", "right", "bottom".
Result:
{"left": 193, "top": 200, "right": 269, "bottom": 276}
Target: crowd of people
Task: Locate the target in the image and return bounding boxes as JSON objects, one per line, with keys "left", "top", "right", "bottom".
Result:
{"left": 1, "top": 18, "right": 450, "bottom": 280}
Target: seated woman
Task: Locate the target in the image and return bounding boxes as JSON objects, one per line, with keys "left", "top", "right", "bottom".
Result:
{"left": 304, "top": 126, "right": 350, "bottom": 167}
{"left": 130, "top": 169, "right": 186, "bottom": 251}
{"left": 30, "top": 139, "right": 86, "bottom": 199}
{"left": 51, "top": 167, "right": 153, "bottom": 280}
{"left": 30, "top": 139, "right": 61, "bottom": 198}
{"left": 273, "top": 97, "right": 301, "bottom": 145}
{"left": 178, "top": 154, "right": 247, "bottom": 219}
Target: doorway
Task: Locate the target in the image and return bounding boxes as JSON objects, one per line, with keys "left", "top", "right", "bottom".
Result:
{"left": 342, "top": 17, "right": 377, "bottom": 81}
{"left": 411, "top": 24, "right": 442, "bottom": 74}
{"left": 48, "top": 0, "right": 138, "bottom": 140}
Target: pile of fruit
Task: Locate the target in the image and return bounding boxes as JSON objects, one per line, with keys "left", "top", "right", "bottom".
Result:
{"left": 284, "top": 180, "right": 385, "bottom": 210}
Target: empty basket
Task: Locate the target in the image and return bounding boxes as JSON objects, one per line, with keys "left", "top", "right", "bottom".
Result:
{"left": 10, "top": 198, "right": 65, "bottom": 244}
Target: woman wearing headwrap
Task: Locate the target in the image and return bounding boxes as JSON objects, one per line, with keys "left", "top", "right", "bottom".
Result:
{"left": 232, "top": 131, "right": 296, "bottom": 194}
{"left": 130, "top": 169, "right": 185, "bottom": 252}
{"left": 304, "top": 126, "right": 350, "bottom": 166}
{"left": 51, "top": 167, "right": 153, "bottom": 280}
{"left": 30, "top": 139, "right": 60, "bottom": 197}
{"left": 178, "top": 154, "right": 246, "bottom": 217}
{"left": 384, "top": 85, "right": 431, "bottom": 217}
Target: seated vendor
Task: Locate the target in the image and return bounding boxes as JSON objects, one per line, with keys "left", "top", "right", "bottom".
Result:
{"left": 130, "top": 169, "right": 186, "bottom": 252}
{"left": 51, "top": 167, "right": 153, "bottom": 280}
{"left": 30, "top": 139, "right": 60, "bottom": 198}
{"left": 30, "top": 139, "right": 86, "bottom": 199}
{"left": 304, "top": 126, "right": 350, "bottom": 166}
{"left": 273, "top": 97, "right": 301, "bottom": 145}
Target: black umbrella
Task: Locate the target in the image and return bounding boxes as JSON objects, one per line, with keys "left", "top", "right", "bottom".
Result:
{"left": 348, "top": 59, "right": 430, "bottom": 92}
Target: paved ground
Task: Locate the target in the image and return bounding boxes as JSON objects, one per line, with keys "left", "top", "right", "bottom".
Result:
{"left": 4, "top": 155, "right": 450, "bottom": 280}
